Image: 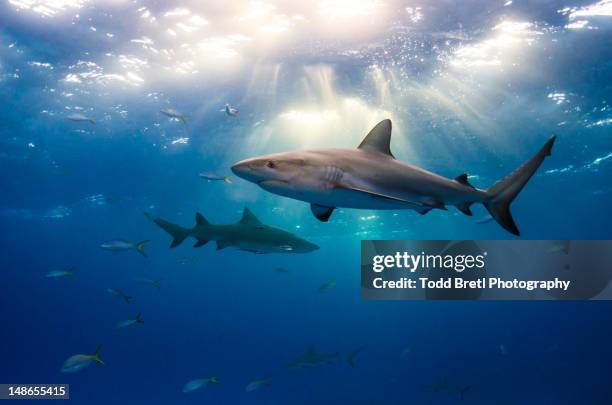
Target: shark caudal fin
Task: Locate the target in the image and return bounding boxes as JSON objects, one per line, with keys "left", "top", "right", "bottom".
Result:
{"left": 483, "top": 136, "right": 556, "bottom": 236}
{"left": 145, "top": 212, "right": 192, "bottom": 248}
{"left": 136, "top": 240, "right": 150, "bottom": 257}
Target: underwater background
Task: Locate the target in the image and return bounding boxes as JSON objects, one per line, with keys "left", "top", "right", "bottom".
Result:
{"left": 1, "top": 0, "right": 612, "bottom": 403}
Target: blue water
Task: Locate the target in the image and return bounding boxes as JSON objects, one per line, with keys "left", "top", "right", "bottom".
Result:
{"left": 1, "top": 0, "right": 612, "bottom": 403}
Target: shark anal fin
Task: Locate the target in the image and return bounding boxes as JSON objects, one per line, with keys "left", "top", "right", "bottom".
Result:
{"left": 193, "top": 239, "right": 208, "bottom": 248}
{"left": 416, "top": 207, "right": 433, "bottom": 215}
{"left": 357, "top": 119, "right": 395, "bottom": 158}
{"left": 216, "top": 240, "right": 231, "bottom": 250}
{"left": 311, "top": 204, "right": 335, "bottom": 222}
{"left": 457, "top": 203, "right": 473, "bottom": 216}
{"left": 423, "top": 200, "right": 447, "bottom": 210}
{"left": 454, "top": 173, "right": 475, "bottom": 189}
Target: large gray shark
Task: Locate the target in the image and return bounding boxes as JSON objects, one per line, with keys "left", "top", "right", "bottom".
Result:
{"left": 231, "top": 119, "right": 556, "bottom": 236}
{"left": 284, "top": 345, "right": 341, "bottom": 368}
{"left": 145, "top": 208, "right": 318, "bottom": 254}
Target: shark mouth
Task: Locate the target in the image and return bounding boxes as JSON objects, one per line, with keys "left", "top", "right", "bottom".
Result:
{"left": 258, "top": 179, "right": 289, "bottom": 189}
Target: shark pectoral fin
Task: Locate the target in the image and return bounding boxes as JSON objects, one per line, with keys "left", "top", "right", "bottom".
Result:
{"left": 193, "top": 239, "right": 208, "bottom": 248}
{"left": 310, "top": 204, "right": 335, "bottom": 222}
{"left": 457, "top": 203, "right": 473, "bottom": 216}
{"left": 216, "top": 240, "right": 231, "bottom": 250}
{"left": 334, "top": 184, "right": 422, "bottom": 206}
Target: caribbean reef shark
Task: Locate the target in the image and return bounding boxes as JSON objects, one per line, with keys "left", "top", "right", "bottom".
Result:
{"left": 284, "top": 345, "right": 341, "bottom": 368}
{"left": 232, "top": 119, "right": 556, "bottom": 236}
{"left": 145, "top": 208, "right": 318, "bottom": 254}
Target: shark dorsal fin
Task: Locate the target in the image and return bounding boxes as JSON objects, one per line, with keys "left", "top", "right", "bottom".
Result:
{"left": 239, "top": 208, "right": 262, "bottom": 225}
{"left": 195, "top": 212, "right": 209, "bottom": 226}
{"left": 357, "top": 119, "right": 394, "bottom": 158}
{"left": 306, "top": 344, "right": 317, "bottom": 355}
{"left": 454, "top": 173, "right": 475, "bottom": 189}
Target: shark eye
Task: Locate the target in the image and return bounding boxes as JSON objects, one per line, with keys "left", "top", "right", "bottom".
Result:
{"left": 266, "top": 161, "right": 276, "bottom": 169}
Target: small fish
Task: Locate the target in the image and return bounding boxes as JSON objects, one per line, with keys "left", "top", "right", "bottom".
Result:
{"left": 182, "top": 376, "right": 221, "bottom": 393}
{"left": 431, "top": 378, "right": 471, "bottom": 400}
{"left": 318, "top": 280, "right": 336, "bottom": 293}
{"left": 400, "top": 346, "right": 412, "bottom": 358}
{"left": 107, "top": 288, "right": 133, "bottom": 304}
{"left": 245, "top": 378, "right": 269, "bottom": 392}
{"left": 548, "top": 240, "right": 571, "bottom": 255}
{"left": 100, "top": 239, "right": 149, "bottom": 257}
{"left": 160, "top": 108, "right": 187, "bottom": 123}
{"left": 274, "top": 267, "right": 289, "bottom": 273}
{"left": 46, "top": 266, "right": 76, "bottom": 278}
{"left": 500, "top": 344, "right": 509, "bottom": 355}
{"left": 61, "top": 345, "right": 104, "bottom": 373}
{"left": 134, "top": 277, "right": 161, "bottom": 291}
{"left": 199, "top": 172, "right": 232, "bottom": 183}
{"left": 116, "top": 313, "right": 144, "bottom": 329}
{"left": 221, "top": 103, "right": 239, "bottom": 117}
{"left": 67, "top": 113, "right": 95, "bottom": 124}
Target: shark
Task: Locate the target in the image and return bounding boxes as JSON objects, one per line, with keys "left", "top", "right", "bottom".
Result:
{"left": 145, "top": 208, "right": 319, "bottom": 254}
{"left": 231, "top": 119, "right": 556, "bottom": 236}
{"left": 284, "top": 345, "right": 341, "bottom": 368}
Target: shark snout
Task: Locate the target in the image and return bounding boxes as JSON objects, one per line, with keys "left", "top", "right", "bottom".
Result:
{"left": 231, "top": 159, "right": 258, "bottom": 182}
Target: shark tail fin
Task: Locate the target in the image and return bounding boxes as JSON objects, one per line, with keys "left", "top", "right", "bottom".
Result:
{"left": 146, "top": 212, "right": 191, "bottom": 248}
{"left": 93, "top": 345, "right": 104, "bottom": 365}
{"left": 483, "top": 136, "right": 556, "bottom": 236}
{"left": 136, "top": 240, "right": 150, "bottom": 257}
{"left": 136, "top": 312, "right": 144, "bottom": 323}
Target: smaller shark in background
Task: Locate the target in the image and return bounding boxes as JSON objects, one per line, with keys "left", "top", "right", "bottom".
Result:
{"left": 285, "top": 345, "right": 341, "bottom": 368}
{"left": 145, "top": 208, "right": 319, "bottom": 254}
{"left": 160, "top": 108, "right": 187, "bottom": 123}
